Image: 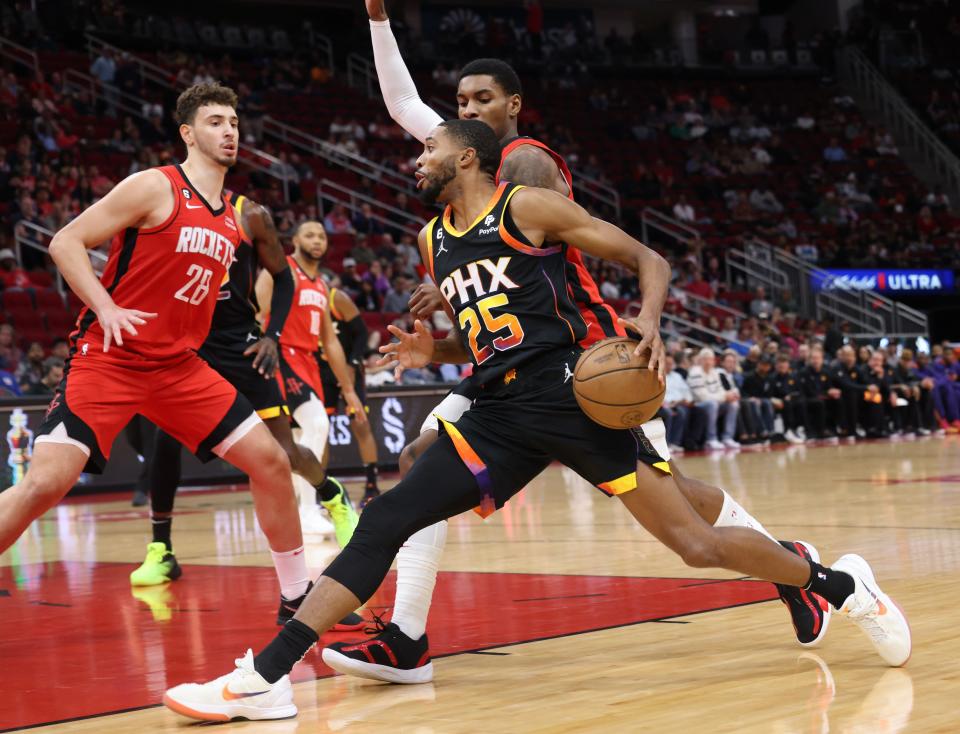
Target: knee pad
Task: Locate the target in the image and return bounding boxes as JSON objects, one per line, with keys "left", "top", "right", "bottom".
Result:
{"left": 292, "top": 398, "right": 330, "bottom": 457}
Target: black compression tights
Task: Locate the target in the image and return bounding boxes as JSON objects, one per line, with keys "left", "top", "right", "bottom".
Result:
{"left": 149, "top": 429, "right": 184, "bottom": 515}
{"left": 322, "top": 433, "right": 480, "bottom": 602}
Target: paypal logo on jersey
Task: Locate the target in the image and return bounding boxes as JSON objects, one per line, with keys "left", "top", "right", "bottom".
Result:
{"left": 477, "top": 213, "right": 500, "bottom": 236}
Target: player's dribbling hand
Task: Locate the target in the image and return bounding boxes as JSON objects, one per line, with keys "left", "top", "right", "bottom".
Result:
{"left": 366, "top": 0, "right": 388, "bottom": 21}
{"left": 243, "top": 337, "right": 279, "bottom": 377}
{"left": 343, "top": 389, "right": 368, "bottom": 424}
{"left": 617, "top": 315, "right": 666, "bottom": 385}
{"left": 377, "top": 320, "right": 434, "bottom": 381}
{"left": 97, "top": 303, "right": 157, "bottom": 352}
{"left": 408, "top": 283, "right": 444, "bottom": 321}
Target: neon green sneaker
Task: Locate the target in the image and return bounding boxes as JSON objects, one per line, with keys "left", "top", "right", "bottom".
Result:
{"left": 130, "top": 542, "right": 183, "bottom": 586}
{"left": 320, "top": 478, "right": 359, "bottom": 548}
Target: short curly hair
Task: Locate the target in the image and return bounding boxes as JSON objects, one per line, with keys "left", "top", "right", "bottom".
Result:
{"left": 174, "top": 82, "right": 238, "bottom": 125}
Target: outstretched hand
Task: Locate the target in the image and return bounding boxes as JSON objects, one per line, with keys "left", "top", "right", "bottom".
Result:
{"left": 96, "top": 302, "right": 158, "bottom": 352}
{"left": 377, "top": 319, "right": 434, "bottom": 381}
{"left": 617, "top": 315, "right": 666, "bottom": 385}
{"left": 366, "top": 0, "right": 388, "bottom": 21}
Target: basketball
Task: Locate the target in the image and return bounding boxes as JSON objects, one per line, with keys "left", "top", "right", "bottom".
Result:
{"left": 573, "top": 336, "right": 665, "bottom": 429}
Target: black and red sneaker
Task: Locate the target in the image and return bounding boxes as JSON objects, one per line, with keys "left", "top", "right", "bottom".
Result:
{"left": 359, "top": 486, "right": 381, "bottom": 510}
{"left": 276, "top": 582, "right": 365, "bottom": 631}
{"left": 776, "top": 540, "right": 832, "bottom": 647}
{"left": 322, "top": 617, "right": 433, "bottom": 684}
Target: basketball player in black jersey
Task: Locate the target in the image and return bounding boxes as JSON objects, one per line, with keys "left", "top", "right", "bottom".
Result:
{"left": 317, "top": 0, "right": 834, "bottom": 684}
{"left": 164, "top": 120, "right": 908, "bottom": 723}
{"left": 131, "top": 191, "right": 364, "bottom": 629}
{"left": 319, "top": 285, "right": 381, "bottom": 507}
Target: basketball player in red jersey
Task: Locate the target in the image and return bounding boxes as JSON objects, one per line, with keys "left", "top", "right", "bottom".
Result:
{"left": 0, "top": 84, "right": 313, "bottom": 612}
{"left": 317, "top": 1, "right": 833, "bottom": 685}
{"left": 255, "top": 221, "right": 365, "bottom": 548}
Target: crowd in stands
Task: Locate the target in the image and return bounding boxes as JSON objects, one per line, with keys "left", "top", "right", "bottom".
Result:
{"left": 657, "top": 337, "right": 958, "bottom": 454}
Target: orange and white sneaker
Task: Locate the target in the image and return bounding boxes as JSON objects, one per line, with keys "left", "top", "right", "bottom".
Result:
{"left": 832, "top": 554, "right": 912, "bottom": 667}
{"left": 163, "top": 650, "right": 297, "bottom": 721}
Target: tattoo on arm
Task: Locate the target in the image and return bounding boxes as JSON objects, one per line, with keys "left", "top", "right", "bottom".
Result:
{"left": 499, "top": 146, "right": 568, "bottom": 195}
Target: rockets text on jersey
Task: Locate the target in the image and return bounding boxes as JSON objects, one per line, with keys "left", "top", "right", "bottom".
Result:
{"left": 278, "top": 254, "right": 329, "bottom": 353}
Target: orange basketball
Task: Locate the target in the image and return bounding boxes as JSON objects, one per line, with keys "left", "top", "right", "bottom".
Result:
{"left": 573, "top": 336, "right": 665, "bottom": 429}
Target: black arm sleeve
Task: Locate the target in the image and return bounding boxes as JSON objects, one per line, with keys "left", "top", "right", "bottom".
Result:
{"left": 265, "top": 266, "right": 294, "bottom": 340}
{"left": 340, "top": 315, "right": 369, "bottom": 364}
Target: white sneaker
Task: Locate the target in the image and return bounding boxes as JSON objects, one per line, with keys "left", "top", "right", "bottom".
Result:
{"left": 832, "top": 554, "right": 912, "bottom": 667}
{"left": 706, "top": 439, "right": 725, "bottom": 450}
{"left": 300, "top": 504, "right": 335, "bottom": 536}
{"left": 163, "top": 650, "right": 298, "bottom": 721}
{"left": 722, "top": 438, "right": 741, "bottom": 449}
{"left": 785, "top": 429, "right": 805, "bottom": 444}
{"left": 668, "top": 444, "right": 685, "bottom": 454}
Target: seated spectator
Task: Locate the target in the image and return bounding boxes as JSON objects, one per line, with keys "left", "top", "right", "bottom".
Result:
{"left": 24, "top": 356, "right": 63, "bottom": 395}
{"left": 16, "top": 341, "right": 45, "bottom": 393}
{"left": 323, "top": 204, "right": 354, "bottom": 234}
{"left": 823, "top": 137, "right": 847, "bottom": 162}
{"left": 749, "top": 186, "right": 783, "bottom": 214}
{"left": 889, "top": 348, "right": 931, "bottom": 435}
{"left": 672, "top": 194, "right": 695, "bottom": 223}
{"left": 352, "top": 203, "right": 384, "bottom": 236}
{"left": 0, "top": 324, "right": 22, "bottom": 372}
{"left": 349, "top": 235, "right": 376, "bottom": 265}
{"left": 687, "top": 348, "right": 740, "bottom": 450}
{"left": 0, "top": 249, "right": 31, "bottom": 289}
{"left": 50, "top": 338, "right": 69, "bottom": 361}
{"left": 382, "top": 274, "right": 413, "bottom": 313}
{"left": 364, "top": 260, "right": 391, "bottom": 299}
{"left": 801, "top": 346, "right": 842, "bottom": 440}
{"left": 771, "top": 355, "right": 807, "bottom": 443}
{"left": 741, "top": 356, "right": 776, "bottom": 443}
{"left": 339, "top": 258, "right": 362, "bottom": 297}
{"left": 749, "top": 286, "right": 774, "bottom": 318}
{"left": 659, "top": 353, "right": 695, "bottom": 453}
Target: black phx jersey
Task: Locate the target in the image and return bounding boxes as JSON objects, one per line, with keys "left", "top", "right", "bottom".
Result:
{"left": 208, "top": 191, "right": 258, "bottom": 333}
{"left": 427, "top": 182, "right": 586, "bottom": 387}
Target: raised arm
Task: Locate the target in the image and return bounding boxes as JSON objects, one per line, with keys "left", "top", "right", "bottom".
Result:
{"left": 49, "top": 169, "right": 167, "bottom": 351}
{"left": 508, "top": 187, "right": 671, "bottom": 377}
{"left": 368, "top": 0, "right": 444, "bottom": 143}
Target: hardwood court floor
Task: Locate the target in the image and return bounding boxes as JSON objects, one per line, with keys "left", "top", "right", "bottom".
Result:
{"left": 2, "top": 436, "right": 959, "bottom": 733}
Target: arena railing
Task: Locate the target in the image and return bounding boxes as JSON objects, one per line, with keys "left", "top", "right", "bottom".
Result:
{"left": 839, "top": 45, "right": 960, "bottom": 210}
{"left": 261, "top": 116, "right": 416, "bottom": 199}
{"left": 317, "top": 179, "right": 423, "bottom": 239}
{"left": 347, "top": 53, "right": 378, "bottom": 99}
{"left": 59, "top": 69, "right": 295, "bottom": 202}
{"left": 624, "top": 301, "right": 751, "bottom": 353}
{"left": 14, "top": 221, "right": 108, "bottom": 294}
{"left": 641, "top": 207, "right": 700, "bottom": 258}
{"left": 740, "top": 237, "right": 929, "bottom": 338}
{"left": 0, "top": 35, "right": 39, "bottom": 74}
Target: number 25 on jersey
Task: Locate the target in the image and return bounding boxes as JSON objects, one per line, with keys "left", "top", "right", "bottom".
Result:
{"left": 458, "top": 293, "right": 525, "bottom": 364}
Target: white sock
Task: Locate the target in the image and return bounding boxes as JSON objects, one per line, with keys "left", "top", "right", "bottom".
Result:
{"left": 270, "top": 546, "right": 310, "bottom": 600}
{"left": 391, "top": 521, "right": 448, "bottom": 640}
{"left": 713, "top": 490, "right": 776, "bottom": 542}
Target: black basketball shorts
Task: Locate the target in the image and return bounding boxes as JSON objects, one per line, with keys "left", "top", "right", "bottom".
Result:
{"left": 437, "top": 347, "right": 671, "bottom": 518}
{"left": 198, "top": 327, "right": 288, "bottom": 420}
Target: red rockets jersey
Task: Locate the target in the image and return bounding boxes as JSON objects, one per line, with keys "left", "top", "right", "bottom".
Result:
{"left": 278, "top": 255, "right": 329, "bottom": 353}
{"left": 71, "top": 165, "right": 240, "bottom": 361}
{"left": 496, "top": 137, "right": 624, "bottom": 347}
